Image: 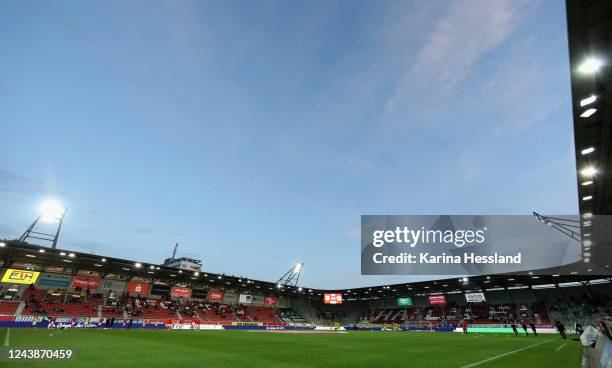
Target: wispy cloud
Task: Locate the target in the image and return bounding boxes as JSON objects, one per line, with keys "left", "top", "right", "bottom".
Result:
{"left": 0, "top": 167, "right": 43, "bottom": 195}
{"left": 383, "top": 0, "right": 538, "bottom": 119}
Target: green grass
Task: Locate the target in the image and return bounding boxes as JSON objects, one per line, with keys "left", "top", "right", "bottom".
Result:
{"left": 0, "top": 328, "right": 582, "bottom": 368}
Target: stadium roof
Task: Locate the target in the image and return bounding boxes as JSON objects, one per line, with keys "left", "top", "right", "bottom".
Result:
{"left": 566, "top": 0, "right": 612, "bottom": 271}
{"left": 0, "top": 240, "right": 608, "bottom": 302}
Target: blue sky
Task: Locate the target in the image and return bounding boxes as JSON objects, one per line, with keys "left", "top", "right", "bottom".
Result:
{"left": 0, "top": 0, "right": 577, "bottom": 289}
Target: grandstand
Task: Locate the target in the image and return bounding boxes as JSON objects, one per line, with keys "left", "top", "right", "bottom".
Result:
{"left": 0, "top": 239, "right": 611, "bottom": 332}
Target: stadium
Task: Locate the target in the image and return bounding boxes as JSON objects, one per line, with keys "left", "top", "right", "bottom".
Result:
{"left": 1, "top": 0, "right": 612, "bottom": 367}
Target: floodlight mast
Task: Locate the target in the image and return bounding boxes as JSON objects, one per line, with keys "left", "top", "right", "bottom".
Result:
{"left": 532, "top": 212, "right": 581, "bottom": 242}
{"left": 19, "top": 201, "right": 68, "bottom": 249}
{"left": 276, "top": 262, "right": 304, "bottom": 287}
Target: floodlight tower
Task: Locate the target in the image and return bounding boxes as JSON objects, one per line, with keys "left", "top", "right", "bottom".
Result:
{"left": 276, "top": 262, "right": 304, "bottom": 287}
{"left": 19, "top": 199, "right": 68, "bottom": 249}
{"left": 532, "top": 212, "right": 581, "bottom": 242}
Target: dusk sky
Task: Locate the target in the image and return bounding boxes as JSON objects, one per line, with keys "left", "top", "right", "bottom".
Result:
{"left": 0, "top": 0, "right": 577, "bottom": 289}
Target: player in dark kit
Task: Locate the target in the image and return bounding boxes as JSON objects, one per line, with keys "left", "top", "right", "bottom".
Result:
{"left": 529, "top": 322, "right": 537, "bottom": 336}
{"left": 521, "top": 322, "right": 529, "bottom": 336}
{"left": 510, "top": 323, "right": 519, "bottom": 336}
{"left": 555, "top": 321, "right": 567, "bottom": 339}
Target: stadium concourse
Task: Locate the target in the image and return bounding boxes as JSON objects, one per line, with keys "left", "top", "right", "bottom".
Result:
{"left": 0, "top": 240, "right": 610, "bottom": 334}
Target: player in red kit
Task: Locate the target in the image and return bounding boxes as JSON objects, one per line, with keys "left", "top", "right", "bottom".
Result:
{"left": 191, "top": 317, "right": 200, "bottom": 331}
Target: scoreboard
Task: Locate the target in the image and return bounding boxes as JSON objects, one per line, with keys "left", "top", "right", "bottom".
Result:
{"left": 324, "top": 293, "right": 343, "bottom": 304}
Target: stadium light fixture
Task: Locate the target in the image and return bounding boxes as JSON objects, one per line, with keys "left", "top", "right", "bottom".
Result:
{"left": 580, "top": 95, "right": 598, "bottom": 106}
{"left": 462, "top": 277, "right": 468, "bottom": 282}
{"left": 580, "top": 167, "right": 597, "bottom": 177}
{"left": 578, "top": 58, "right": 603, "bottom": 74}
{"left": 298, "top": 287, "right": 302, "bottom": 291}
{"left": 149, "top": 265, "right": 154, "bottom": 269}
{"left": 68, "top": 253, "right": 75, "bottom": 258}
{"left": 583, "top": 213, "right": 593, "bottom": 219}
{"left": 582, "top": 180, "right": 593, "bottom": 186}
{"left": 583, "top": 240, "right": 592, "bottom": 247}
{"left": 20, "top": 199, "right": 69, "bottom": 249}
{"left": 293, "top": 262, "right": 303, "bottom": 273}
{"left": 194, "top": 272, "right": 199, "bottom": 276}
{"left": 38, "top": 249, "right": 45, "bottom": 253}
{"left": 580, "top": 108, "right": 597, "bottom": 118}
{"left": 582, "top": 147, "right": 595, "bottom": 155}
{"left": 135, "top": 262, "right": 142, "bottom": 268}
{"left": 276, "top": 283, "right": 282, "bottom": 288}
{"left": 39, "top": 199, "right": 67, "bottom": 222}
{"left": 583, "top": 195, "right": 593, "bottom": 201}
{"left": 0, "top": 242, "right": 5, "bottom": 247}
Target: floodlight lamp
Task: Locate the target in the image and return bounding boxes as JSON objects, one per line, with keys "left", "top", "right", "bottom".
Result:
{"left": 39, "top": 199, "right": 66, "bottom": 222}
{"left": 580, "top": 167, "right": 597, "bottom": 177}
{"left": 580, "top": 108, "right": 597, "bottom": 118}
{"left": 578, "top": 58, "right": 603, "bottom": 74}
{"left": 293, "top": 262, "right": 303, "bottom": 273}
{"left": 580, "top": 95, "right": 597, "bottom": 107}
{"left": 581, "top": 147, "right": 595, "bottom": 155}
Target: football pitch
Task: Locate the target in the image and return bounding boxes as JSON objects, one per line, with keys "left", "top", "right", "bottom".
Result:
{"left": 0, "top": 328, "right": 581, "bottom": 368}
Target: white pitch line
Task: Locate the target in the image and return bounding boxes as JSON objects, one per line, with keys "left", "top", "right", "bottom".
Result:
{"left": 460, "top": 339, "right": 554, "bottom": 368}
{"left": 555, "top": 343, "right": 567, "bottom": 352}
{"left": 3, "top": 328, "right": 10, "bottom": 347}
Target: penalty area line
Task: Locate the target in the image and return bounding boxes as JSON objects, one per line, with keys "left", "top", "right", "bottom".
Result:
{"left": 460, "top": 339, "right": 554, "bottom": 368}
{"left": 555, "top": 343, "right": 567, "bottom": 352}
